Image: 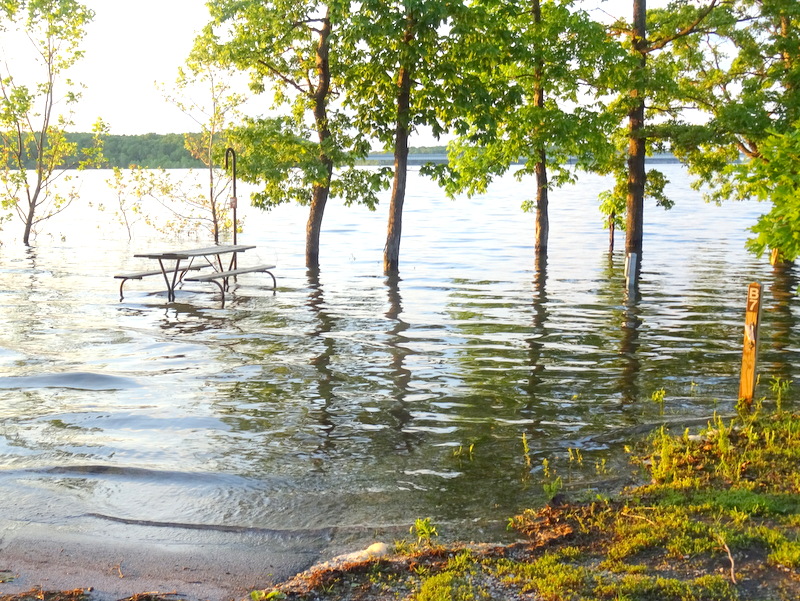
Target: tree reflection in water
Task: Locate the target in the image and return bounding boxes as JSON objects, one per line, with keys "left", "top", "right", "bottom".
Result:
{"left": 384, "top": 273, "right": 417, "bottom": 453}
{"left": 306, "top": 267, "right": 337, "bottom": 465}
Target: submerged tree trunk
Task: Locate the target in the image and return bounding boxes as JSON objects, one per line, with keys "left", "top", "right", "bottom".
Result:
{"left": 626, "top": 0, "right": 646, "bottom": 257}
{"left": 384, "top": 18, "right": 415, "bottom": 275}
{"left": 306, "top": 9, "right": 334, "bottom": 269}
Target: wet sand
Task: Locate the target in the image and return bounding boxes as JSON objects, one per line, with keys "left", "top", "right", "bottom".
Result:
{"left": 0, "top": 523, "right": 329, "bottom": 601}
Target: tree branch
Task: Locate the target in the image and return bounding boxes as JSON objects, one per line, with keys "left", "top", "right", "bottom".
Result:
{"left": 646, "top": 0, "right": 719, "bottom": 53}
{"left": 256, "top": 59, "right": 307, "bottom": 94}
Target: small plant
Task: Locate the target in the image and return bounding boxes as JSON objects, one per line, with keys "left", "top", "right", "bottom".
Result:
{"left": 411, "top": 517, "right": 439, "bottom": 547}
{"left": 250, "top": 591, "right": 286, "bottom": 601}
{"left": 651, "top": 387, "right": 666, "bottom": 415}
{"left": 543, "top": 475, "right": 564, "bottom": 501}
{"left": 522, "top": 433, "right": 532, "bottom": 469}
{"left": 770, "top": 376, "right": 791, "bottom": 412}
{"left": 568, "top": 447, "right": 583, "bottom": 466}
{"left": 453, "top": 443, "right": 475, "bottom": 460}
{"left": 541, "top": 458, "right": 563, "bottom": 500}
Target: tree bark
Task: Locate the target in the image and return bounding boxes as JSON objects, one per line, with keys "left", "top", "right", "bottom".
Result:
{"left": 626, "top": 0, "right": 647, "bottom": 257}
{"left": 306, "top": 9, "right": 334, "bottom": 269}
{"left": 384, "top": 18, "right": 415, "bottom": 275}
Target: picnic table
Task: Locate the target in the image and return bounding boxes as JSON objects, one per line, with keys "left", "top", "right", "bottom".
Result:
{"left": 116, "top": 244, "right": 276, "bottom": 306}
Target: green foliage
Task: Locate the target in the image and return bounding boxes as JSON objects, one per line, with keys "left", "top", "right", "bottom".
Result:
{"left": 742, "top": 124, "right": 800, "bottom": 261}
{"left": 425, "top": 0, "right": 626, "bottom": 208}
{"left": 199, "top": 0, "right": 387, "bottom": 237}
{"left": 665, "top": 0, "right": 800, "bottom": 259}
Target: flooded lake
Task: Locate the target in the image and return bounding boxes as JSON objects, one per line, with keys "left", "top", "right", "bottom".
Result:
{"left": 0, "top": 165, "right": 797, "bottom": 556}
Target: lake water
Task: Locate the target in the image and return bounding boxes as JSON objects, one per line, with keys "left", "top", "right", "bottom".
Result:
{"left": 0, "top": 165, "right": 797, "bottom": 557}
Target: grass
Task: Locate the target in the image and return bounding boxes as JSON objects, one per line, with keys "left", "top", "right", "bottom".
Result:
{"left": 257, "top": 401, "right": 800, "bottom": 601}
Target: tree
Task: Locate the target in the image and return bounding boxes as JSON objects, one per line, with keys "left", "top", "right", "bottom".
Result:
{"left": 0, "top": 0, "right": 103, "bottom": 245}
{"left": 198, "top": 0, "right": 386, "bottom": 268}
{"left": 337, "top": 0, "right": 463, "bottom": 273}
{"left": 425, "top": 0, "right": 624, "bottom": 258}
{"left": 600, "top": 0, "right": 720, "bottom": 258}
{"left": 162, "top": 60, "right": 245, "bottom": 243}
{"left": 665, "top": 0, "right": 800, "bottom": 262}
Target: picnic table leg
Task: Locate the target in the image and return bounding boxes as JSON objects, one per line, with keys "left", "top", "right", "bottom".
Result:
{"left": 206, "top": 279, "right": 226, "bottom": 308}
{"left": 157, "top": 258, "right": 183, "bottom": 302}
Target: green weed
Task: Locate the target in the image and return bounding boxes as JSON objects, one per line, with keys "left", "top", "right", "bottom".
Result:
{"left": 770, "top": 376, "right": 792, "bottom": 412}
{"left": 411, "top": 517, "right": 439, "bottom": 547}
{"left": 652, "top": 387, "right": 667, "bottom": 414}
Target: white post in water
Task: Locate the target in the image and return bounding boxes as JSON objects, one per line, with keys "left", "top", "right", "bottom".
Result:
{"left": 739, "top": 282, "right": 763, "bottom": 409}
{"left": 625, "top": 252, "right": 638, "bottom": 290}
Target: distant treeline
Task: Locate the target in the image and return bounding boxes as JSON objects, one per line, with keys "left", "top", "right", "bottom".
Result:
{"left": 5, "top": 133, "right": 450, "bottom": 169}
{"left": 77, "top": 133, "right": 203, "bottom": 169}
{"left": 2, "top": 133, "right": 203, "bottom": 169}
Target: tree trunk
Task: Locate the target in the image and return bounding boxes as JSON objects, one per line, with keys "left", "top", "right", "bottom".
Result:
{"left": 534, "top": 148, "right": 549, "bottom": 256}
{"left": 384, "top": 19, "right": 415, "bottom": 275}
{"left": 22, "top": 206, "right": 34, "bottom": 246}
{"left": 532, "top": 0, "right": 549, "bottom": 257}
{"left": 307, "top": 184, "right": 330, "bottom": 267}
{"left": 626, "top": 0, "right": 647, "bottom": 257}
{"left": 22, "top": 186, "right": 39, "bottom": 246}
{"left": 306, "top": 9, "right": 334, "bottom": 269}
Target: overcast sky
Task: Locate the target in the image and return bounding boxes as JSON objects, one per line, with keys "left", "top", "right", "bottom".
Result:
{"left": 15, "top": 0, "right": 644, "bottom": 137}
{"left": 70, "top": 0, "right": 211, "bottom": 134}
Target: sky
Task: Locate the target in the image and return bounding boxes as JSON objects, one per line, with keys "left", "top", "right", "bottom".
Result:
{"left": 70, "top": 0, "right": 212, "bottom": 134}
{"left": 5, "top": 0, "right": 653, "bottom": 137}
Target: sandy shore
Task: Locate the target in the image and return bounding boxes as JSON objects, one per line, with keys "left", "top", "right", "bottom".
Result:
{"left": 0, "top": 521, "right": 333, "bottom": 601}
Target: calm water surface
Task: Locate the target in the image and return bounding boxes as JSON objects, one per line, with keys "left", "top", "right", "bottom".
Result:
{"left": 0, "top": 165, "right": 797, "bottom": 554}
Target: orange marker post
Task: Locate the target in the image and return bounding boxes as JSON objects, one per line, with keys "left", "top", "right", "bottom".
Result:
{"left": 739, "top": 282, "right": 763, "bottom": 409}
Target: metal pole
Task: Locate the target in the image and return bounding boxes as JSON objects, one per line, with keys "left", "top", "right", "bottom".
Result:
{"left": 225, "top": 148, "right": 238, "bottom": 269}
{"left": 225, "top": 148, "right": 237, "bottom": 246}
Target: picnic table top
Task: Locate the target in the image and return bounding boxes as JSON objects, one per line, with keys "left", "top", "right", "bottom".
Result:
{"left": 133, "top": 244, "right": 256, "bottom": 260}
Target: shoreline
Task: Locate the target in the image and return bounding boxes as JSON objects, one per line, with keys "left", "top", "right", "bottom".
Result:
{"left": 0, "top": 524, "right": 326, "bottom": 601}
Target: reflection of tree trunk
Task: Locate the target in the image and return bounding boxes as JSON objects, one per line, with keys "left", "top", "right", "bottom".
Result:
{"left": 525, "top": 254, "right": 548, "bottom": 396}
{"left": 767, "top": 262, "right": 797, "bottom": 384}
{"left": 306, "top": 267, "right": 336, "bottom": 458}
{"left": 620, "top": 286, "right": 642, "bottom": 404}
{"left": 626, "top": 0, "right": 646, "bottom": 257}
{"left": 384, "top": 16, "right": 415, "bottom": 275}
{"left": 385, "top": 273, "right": 416, "bottom": 452}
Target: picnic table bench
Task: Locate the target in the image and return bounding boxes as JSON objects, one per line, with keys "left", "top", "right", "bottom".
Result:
{"left": 184, "top": 264, "right": 276, "bottom": 308}
{"left": 114, "top": 264, "right": 208, "bottom": 301}
{"left": 115, "top": 244, "right": 276, "bottom": 306}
